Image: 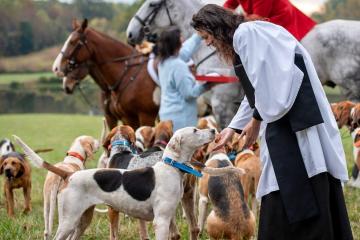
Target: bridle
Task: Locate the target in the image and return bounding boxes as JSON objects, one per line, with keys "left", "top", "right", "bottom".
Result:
{"left": 60, "top": 30, "right": 148, "bottom": 93}
{"left": 134, "top": 0, "right": 174, "bottom": 41}
{"left": 60, "top": 31, "right": 92, "bottom": 78}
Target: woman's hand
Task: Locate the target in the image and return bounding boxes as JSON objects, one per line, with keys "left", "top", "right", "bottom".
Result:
{"left": 212, "top": 127, "right": 235, "bottom": 151}
{"left": 239, "top": 118, "right": 261, "bottom": 149}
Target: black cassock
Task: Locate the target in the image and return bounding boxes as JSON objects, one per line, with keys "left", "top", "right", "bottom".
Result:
{"left": 233, "top": 53, "right": 353, "bottom": 240}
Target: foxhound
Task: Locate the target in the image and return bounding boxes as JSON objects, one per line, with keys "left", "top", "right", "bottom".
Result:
{"left": 15, "top": 127, "right": 242, "bottom": 240}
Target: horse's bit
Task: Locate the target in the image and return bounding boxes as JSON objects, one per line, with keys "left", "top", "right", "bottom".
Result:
{"left": 134, "top": 0, "right": 174, "bottom": 42}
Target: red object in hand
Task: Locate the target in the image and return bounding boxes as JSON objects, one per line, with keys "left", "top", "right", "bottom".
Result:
{"left": 195, "top": 75, "right": 239, "bottom": 83}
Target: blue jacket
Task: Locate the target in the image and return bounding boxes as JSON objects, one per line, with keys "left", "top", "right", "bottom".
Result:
{"left": 158, "top": 34, "right": 206, "bottom": 131}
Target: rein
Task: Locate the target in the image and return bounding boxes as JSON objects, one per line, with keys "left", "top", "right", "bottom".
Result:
{"left": 195, "top": 50, "right": 217, "bottom": 70}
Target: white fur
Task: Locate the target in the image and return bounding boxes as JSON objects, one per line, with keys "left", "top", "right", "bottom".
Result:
{"left": 52, "top": 33, "right": 73, "bottom": 77}
{"left": 237, "top": 149, "right": 255, "bottom": 158}
{"left": 0, "top": 138, "right": 14, "bottom": 156}
{"left": 135, "top": 126, "right": 147, "bottom": 151}
{"left": 13, "top": 135, "right": 44, "bottom": 168}
{"left": 198, "top": 194, "right": 209, "bottom": 232}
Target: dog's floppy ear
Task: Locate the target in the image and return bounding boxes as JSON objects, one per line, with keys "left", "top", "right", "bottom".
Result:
{"left": 80, "top": 139, "right": 95, "bottom": 160}
{"left": 0, "top": 158, "right": 6, "bottom": 175}
{"left": 120, "top": 126, "right": 136, "bottom": 145}
{"left": 167, "top": 135, "right": 182, "bottom": 159}
{"left": 103, "top": 127, "right": 117, "bottom": 151}
{"left": 15, "top": 160, "right": 25, "bottom": 178}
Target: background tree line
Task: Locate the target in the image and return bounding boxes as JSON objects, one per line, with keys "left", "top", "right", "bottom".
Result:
{"left": 0, "top": 0, "right": 359, "bottom": 58}
{"left": 0, "top": 0, "right": 143, "bottom": 57}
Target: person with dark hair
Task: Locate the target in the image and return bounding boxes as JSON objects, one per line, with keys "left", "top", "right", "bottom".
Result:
{"left": 223, "top": 0, "right": 316, "bottom": 41}
{"left": 191, "top": 4, "right": 353, "bottom": 240}
{"left": 157, "top": 26, "right": 213, "bottom": 131}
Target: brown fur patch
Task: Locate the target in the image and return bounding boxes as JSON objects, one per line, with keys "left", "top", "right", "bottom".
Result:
{"left": 331, "top": 101, "right": 355, "bottom": 129}
{"left": 103, "top": 125, "right": 136, "bottom": 150}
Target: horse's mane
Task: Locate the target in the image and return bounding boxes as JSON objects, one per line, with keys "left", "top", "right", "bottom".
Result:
{"left": 87, "top": 27, "right": 133, "bottom": 51}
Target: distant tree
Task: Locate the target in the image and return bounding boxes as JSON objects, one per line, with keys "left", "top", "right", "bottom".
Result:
{"left": 19, "top": 21, "right": 34, "bottom": 54}
{"left": 73, "top": 0, "right": 115, "bottom": 20}
{"left": 312, "top": 0, "right": 360, "bottom": 22}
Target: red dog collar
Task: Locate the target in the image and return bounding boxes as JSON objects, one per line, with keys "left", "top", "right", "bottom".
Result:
{"left": 67, "top": 152, "right": 85, "bottom": 162}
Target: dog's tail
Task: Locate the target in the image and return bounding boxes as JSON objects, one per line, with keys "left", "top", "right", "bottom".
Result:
{"left": 13, "top": 135, "right": 71, "bottom": 180}
{"left": 100, "top": 118, "right": 108, "bottom": 145}
{"left": 191, "top": 161, "right": 245, "bottom": 176}
{"left": 34, "top": 148, "right": 53, "bottom": 154}
{"left": 202, "top": 166, "right": 245, "bottom": 176}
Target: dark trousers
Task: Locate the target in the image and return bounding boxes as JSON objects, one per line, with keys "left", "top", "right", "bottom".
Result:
{"left": 258, "top": 172, "right": 353, "bottom": 240}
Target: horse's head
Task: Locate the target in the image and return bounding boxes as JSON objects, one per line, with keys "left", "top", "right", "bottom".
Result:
{"left": 53, "top": 19, "right": 92, "bottom": 94}
{"left": 127, "top": 0, "right": 180, "bottom": 45}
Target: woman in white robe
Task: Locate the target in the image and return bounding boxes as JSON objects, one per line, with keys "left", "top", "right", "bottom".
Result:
{"left": 191, "top": 4, "right": 353, "bottom": 239}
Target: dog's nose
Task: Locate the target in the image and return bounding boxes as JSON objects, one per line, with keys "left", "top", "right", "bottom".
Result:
{"left": 5, "top": 169, "right": 12, "bottom": 178}
{"left": 210, "top": 129, "right": 216, "bottom": 134}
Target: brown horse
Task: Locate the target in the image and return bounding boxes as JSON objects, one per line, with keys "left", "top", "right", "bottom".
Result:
{"left": 52, "top": 19, "right": 158, "bottom": 129}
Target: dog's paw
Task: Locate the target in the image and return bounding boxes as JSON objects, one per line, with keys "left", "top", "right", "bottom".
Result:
{"left": 22, "top": 208, "right": 31, "bottom": 215}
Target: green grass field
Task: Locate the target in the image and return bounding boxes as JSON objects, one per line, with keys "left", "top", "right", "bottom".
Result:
{"left": 0, "top": 72, "right": 54, "bottom": 85}
{"left": 0, "top": 114, "right": 359, "bottom": 239}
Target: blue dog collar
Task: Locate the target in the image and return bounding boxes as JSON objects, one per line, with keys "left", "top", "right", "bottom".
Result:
{"left": 163, "top": 157, "right": 203, "bottom": 177}
{"left": 111, "top": 140, "right": 138, "bottom": 154}
{"left": 227, "top": 151, "right": 238, "bottom": 162}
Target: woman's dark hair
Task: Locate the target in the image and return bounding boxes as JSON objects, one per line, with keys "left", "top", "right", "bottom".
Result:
{"left": 191, "top": 4, "right": 245, "bottom": 63}
{"left": 157, "top": 26, "right": 182, "bottom": 62}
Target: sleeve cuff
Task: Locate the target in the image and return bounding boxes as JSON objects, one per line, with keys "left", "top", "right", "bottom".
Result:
{"left": 229, "top": 127, "right": 242, "bottom": 134}
{"left": 253, "top": 108, "right": 263, "bottom": 121}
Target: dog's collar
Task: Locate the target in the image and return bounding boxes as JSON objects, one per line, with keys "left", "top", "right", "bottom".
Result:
{"left": 67, "top": 152, "right": 85, "bottom": 162}
{"left": 163, "top": 157, "right": 202, "bottom": 177}
{"left": 111, "top": 140, "right": 138, "bottom": 154}
{"left": 227, "top": 150, "right": 238, "bottom": 162}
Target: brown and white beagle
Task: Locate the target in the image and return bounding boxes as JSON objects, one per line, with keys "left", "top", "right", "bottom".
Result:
{"left": 331, "top": 100, "right": 355, "bottom": 129}
{"left": 40, "top": 135, "right": 99, "bottom": 240}
{"left": 197, "top": 142, "right": 255, "bottom": 240}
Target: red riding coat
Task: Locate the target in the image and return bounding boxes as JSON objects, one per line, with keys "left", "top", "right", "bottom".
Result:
{"left": 223, "top": 0, "right": 316, "bottom": 40}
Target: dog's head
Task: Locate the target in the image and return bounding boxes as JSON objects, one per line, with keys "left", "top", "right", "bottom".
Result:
{"left": 103, "top": 125, "right": 136, "bottom": 155}
{"left": 72, "top": 136, "right": 100, "bottom": 160}
{"left": 197, "top": 116, "right": 219, "bottom": 133}
{"left": 164, "top": 127, "right": 216, "bottom": 162}
{"left": 0, "top": 152, "right": 26, "bottom": 179}
{"left": 331, "top": 101, "right": 355, "bottom": 129}
{"left": 0, "top": 139, "right": 15, "bottom": 157}
{"left": 351, "top": 104, "right": 360, "bottom": 132}
{"left": 135, "top": 126, "right": 155, "bottom": 151}
{"left": 154, "top": 120, "right": 173, "bottom": 145}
